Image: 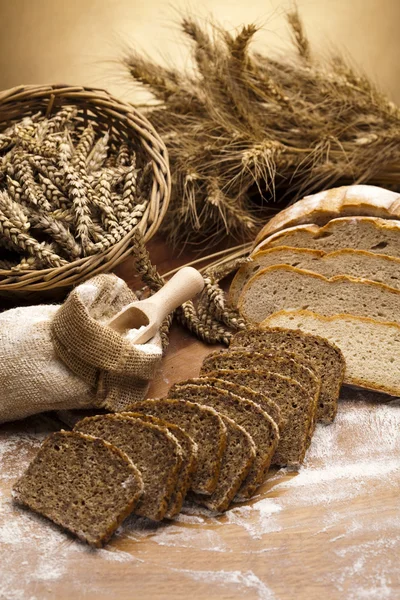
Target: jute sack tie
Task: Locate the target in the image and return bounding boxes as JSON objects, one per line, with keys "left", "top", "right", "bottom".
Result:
{"left": 0, "top": 274, "right": 162, "bottom": 424}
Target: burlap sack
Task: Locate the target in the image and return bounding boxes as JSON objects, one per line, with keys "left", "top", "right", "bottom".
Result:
{"left": 0, "top": 274, "right": 162, "bottom": 424}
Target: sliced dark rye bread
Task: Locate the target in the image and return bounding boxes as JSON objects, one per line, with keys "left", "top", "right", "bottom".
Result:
{"left": 188, "top": 414, "right": 255, "bottom": 512}
{"left": 202, "top": 349, "right": 320, "bottom": 440}
{"left": 12, "top": 431, "right": 144, "bottom": 547}
{"left": 205, "top": 368, "right": 315, "bottom": 467}
{"left": 202, "top": 349, "right": 321, "bottom": 411}
{"left": 130, "top": 399, "right": 227, "bottom": 495}
{"left": 231, "top": 328, "right": 346, "bottom": 423}
{"left": 192, "top": 371, "right": 282, "bottom": 429}
{"left": 122, "top": 413, "right": 198, "bottom": 519}
{"left": 169, "top": 380, "right": 279, "bottom": 500}
{"left": 75, "top": 414, "right": 183, "bottom": 521}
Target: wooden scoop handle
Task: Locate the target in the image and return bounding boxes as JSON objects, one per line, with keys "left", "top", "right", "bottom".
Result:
{"left": 107, "top": 267, "right": 205, "bottom": 336}
{"left": 148, "top": 267, "right": 205, "bottom": 322}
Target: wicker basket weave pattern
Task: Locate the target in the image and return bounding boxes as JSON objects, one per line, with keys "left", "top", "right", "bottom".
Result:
{"left": 0, "top": 84, "right": 171, "bottom": 296}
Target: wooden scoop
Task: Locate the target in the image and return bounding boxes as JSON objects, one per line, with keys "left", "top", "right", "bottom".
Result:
{"left": 106, "top": 266, "right": 205, "bottom": 344}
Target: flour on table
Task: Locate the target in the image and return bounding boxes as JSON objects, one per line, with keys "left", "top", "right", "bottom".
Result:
{"left": 1, "top": 390, "right": 400, "bottom": 599}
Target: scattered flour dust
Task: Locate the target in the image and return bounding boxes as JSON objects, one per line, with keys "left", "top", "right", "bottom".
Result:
{"left": 1, "top": 391, "right": 400, "bottom": 599}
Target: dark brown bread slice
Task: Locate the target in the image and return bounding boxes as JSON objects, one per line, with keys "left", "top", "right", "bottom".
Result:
{"left": 131, "top": 399, "right": 227, "bottom": 495}
{"left": 123, "top": 413, "right": 198, "bottom": 519}
{"left": 169, "top": 380, "right": 279, "bottom": 500}
{"left": 189, "top": 414, "right": 255, "bottom": 512}
{"left": 205, "top": 368, "right": 314, "bottom": 467}
{"left": 12, "top": 431, "right": 143, "bottom": 547}
{"left": 194, "top": 369, "right": 282, "bottom": 429}
{"left": 75, "top": 414, "right": 182, "bottom": 521}
{"left": 231, "top": 327, "right": 346, "bottom": 423}
{"left": 201, "top": 349, "right": 320, "bottom": 442}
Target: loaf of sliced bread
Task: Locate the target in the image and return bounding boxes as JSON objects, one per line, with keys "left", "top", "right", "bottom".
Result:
{"left": 231, "top": 328, "right": 345, "bottom": 423}
{"left": 204, "top": 368, "right": 314, "bottom": 467}
{"left": 254, "top": 216, "right": 400, "bottom": 256}
{"left": 261, "top": 310, "right": 400, "bottom": 396}
{"left": 12, "top": 431, "right": 144, "bottom": 547}
{"left": 123, "top": 413, "right": 198, "bottom": 519}
{"left": 129, "top": 399, "right": 226, "bottom": 496}
{"left": 229, "top": 247, "right": 400, "bottom": 306}
{"left": 75, "top": 414, "right": 182, "bottom": 521}
{"left": 238, "top": 265, "right": 400, "bottom": 326}
{"left": 169, "top": 379, "right": 279, "bottom": 500}
{"left": 254, "top": 185, "right": 400, "bottom": 244}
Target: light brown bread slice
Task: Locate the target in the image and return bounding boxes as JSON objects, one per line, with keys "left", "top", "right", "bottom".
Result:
{"left": 130, "top": 399, "right": 227, "bottom": 495}
{"left": 75, "top": 414, "right": 182, "bottom": 521}
{"left": 229, "top": 247, "right": 400, "bottom": 306}
{"left": 169, "top": 380, "right": 279, "bottom": 500}
{"left": 261, "top": 310, "right": 400, "bottom": 396}
{"left": 253, "top": 216, "right": 400, "bottom": 255}
{"left": 254, "top": 185, "right": 400, "bottom": 244}
{"left": 12, "top": 431, "right": 144, "bottom": 547}
{"left": 238, "top": 265, "right": 400, "bottom": 326}
{"left": 122, "top": 413, "right": 198, "bottom": 519}
{"left": 232, "top": 327, "right": 345, "bottom": 423}
{"left": 204, "top": 368, "right": 314, "bottom": 467}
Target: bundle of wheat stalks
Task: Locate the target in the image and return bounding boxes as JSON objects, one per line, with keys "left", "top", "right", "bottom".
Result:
{"left": 123, "top": 8, "right": 400, "bottom": 250}
{"left": 0, "top": 107, "right": 150, "bottom": 272}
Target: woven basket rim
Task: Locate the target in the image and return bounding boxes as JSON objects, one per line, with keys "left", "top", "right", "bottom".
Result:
{"left": 0, "top": 83, "right": 171, "bottom": 294}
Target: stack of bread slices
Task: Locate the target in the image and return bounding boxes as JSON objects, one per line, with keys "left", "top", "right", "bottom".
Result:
{"left": 13, "top": 325, "right": 345, "bottom": 547}
{"left": 231, "top": 184, "right": 400, "bottom": 397}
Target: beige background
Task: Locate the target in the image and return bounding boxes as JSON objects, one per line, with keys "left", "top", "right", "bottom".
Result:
{"left": 0, "top": 0, "right": 399, "bottom": 103}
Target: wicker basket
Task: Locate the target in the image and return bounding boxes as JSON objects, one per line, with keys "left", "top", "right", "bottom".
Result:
{"left": 0, "top": 84, "right": 171, "bottom": 298}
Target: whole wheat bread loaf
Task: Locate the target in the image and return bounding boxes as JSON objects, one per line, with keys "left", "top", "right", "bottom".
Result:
{"left": 238, "top": 265, "right": 400, "bottom": 326}
{"left": 12, "top": 431, "right": 144, "bottom": 547}
{"left": 254, "top": 216, "right": 400, "bottom": 256}
{"left": 75, "top": 414, "right": 182, "bottom": 521}
{"left": 229, "top": 247, "right": 400, "bottom": 306}
{"left": 122, "top": 413, "right": 198, "bottom": 518}
{"left": 231, "top": 328, "right": 345, "bottom": 423}
{"left": 128, "top": 399, "right": 227, "bottom": 495}
{"left": 204, "top": 368, "right": 314, "bottom": 466}
{"left": 254, "top": 185, "right": 400, "bottom": 244}
{"left": 169, "top": 380, "right": 279, "bottom": 500}
{"left": 262, "top": 310, "right": 400, "bottom": 396}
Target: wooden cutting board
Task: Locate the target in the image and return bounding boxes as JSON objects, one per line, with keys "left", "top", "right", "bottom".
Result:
{"left": 1, "top": 239, "right": 400, "bottom": 600}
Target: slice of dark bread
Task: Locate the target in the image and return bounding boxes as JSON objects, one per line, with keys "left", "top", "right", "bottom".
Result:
{"left": 205, "top": 368, "right": 315, "bottom": 467}
{"left": 198, "top": 366, "right": 282, "bottom": 428}
{"left": 123, "top": 413, "right": 198, "bottom": 519}
{"left": 169, "top": 380, "right": 279, "bottom": 500}
{"left": 190, "top": 415, "right": 255, "bottom": 512}
{"left": 12, "top": 431, "right": 144, "bottom": 547}
{"left": 202, "top": 349, "right": 321, "bottom": 410}
{"left": 231, "top": 327, "right": 346, "bottom": 423}
{"left": 202, "top": 349, "right": 320, "bottom": 443}
{"left": 130, "top": 399, "right": 227, "bottom": 495}
{"left": 75, "top": 414, "right": 182, "bottom": 521}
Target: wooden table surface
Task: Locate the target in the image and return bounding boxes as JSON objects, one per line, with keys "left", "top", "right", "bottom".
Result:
{"left": 1, "top": 238, "right": 400, "bottom": 600}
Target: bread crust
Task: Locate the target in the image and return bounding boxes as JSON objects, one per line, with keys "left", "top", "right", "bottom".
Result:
{"left": 254, "top": 185, "right": 400, "bottom": 244}
{"left": 253, "top": 215, "right": 400, "bottom": 253}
